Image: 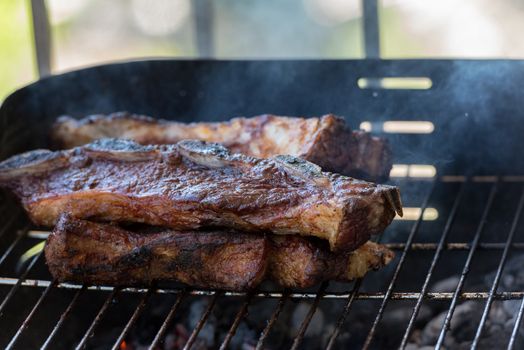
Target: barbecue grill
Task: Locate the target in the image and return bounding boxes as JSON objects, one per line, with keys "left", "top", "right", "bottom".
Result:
{"left": 1, "top": 59, "right": 524, "bottom": 350}
{"left": 3, "top": 2, "right": 524, "bottom": 350}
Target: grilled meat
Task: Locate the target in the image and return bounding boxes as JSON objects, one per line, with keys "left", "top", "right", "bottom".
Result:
{"left": 0, "top": 139, "right": 402, "bottom": 252}
{"left": 268, "top": 235, "right": 393, "bottom": 288}
{"left": 46, "top": 215, "right": 267, "bottom": 290}
{"left": 45, "top": 215, "right": 394, "bottom": 290}
{"left": 53, "top": 112, "right": 392, "bottom": 181}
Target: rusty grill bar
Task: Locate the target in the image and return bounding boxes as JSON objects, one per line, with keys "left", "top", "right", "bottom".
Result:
{"left": 363, "top": 180, "right": 436, "bottom": 349}
{"left": 184, "top": 292, "right": 220, "bottom": 350}
{"left": 219, "top": 293, "right": 252, "bottom": 350}
{"left": 3, "top": 279, "right": 524, "bottom": 300}
{"left": 397, "top": 183, "right": 466, "bottom": 348}
{"left": 472, "top": 188, "right": 524, "bottom": 349}
{"left": 148, "top": 291, "right": 186, "bottom": 349}
{"left": 1, "top": 177, "right": 524, "bottom": 349}
{"left": 41, "top": 285, "right": 86, "bottom": 350}
{"left": 434, "top": 182, "right": 499, "bottom": 348}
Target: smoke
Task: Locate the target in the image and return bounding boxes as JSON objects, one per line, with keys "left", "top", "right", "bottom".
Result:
{"left": 2, "top": 58, "right": 524, "bottom": 176}
{"left": 439, "top": 60, "right": 524, "bottom": 174}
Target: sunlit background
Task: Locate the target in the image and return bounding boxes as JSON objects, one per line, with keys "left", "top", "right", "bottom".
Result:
{"left": 1, "top": 0, "right": 524, "bottom": 100}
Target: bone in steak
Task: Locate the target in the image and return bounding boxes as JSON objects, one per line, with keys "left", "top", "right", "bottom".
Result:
{"left": 45, "top": 215, "right": 394, "bottom": 290}
{"left": 0, "top": 139, "right": 402, "bottom": 252}
{"left": 52, "top": 112, "right": 392, "bottom": 181}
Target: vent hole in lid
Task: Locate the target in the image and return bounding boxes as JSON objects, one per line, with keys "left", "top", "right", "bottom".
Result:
{"left": 360, "top": 122, "right": 372, "bottom": 132}
{"left": 359, "top": 121, "right": 434, "bottom": 134}
{"left": 395, "top": 207, "right": 439, "bottom": 221}
{"left": 357, "top": 77, "right": 432, "bottom": 90}
{"left": 390, "top": 164, "right": 437, "bottom": 178}
{"left": 384, "top": 121, "right": 434, "bottom": 134}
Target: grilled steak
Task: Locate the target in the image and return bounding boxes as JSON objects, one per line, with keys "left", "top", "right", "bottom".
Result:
{"left": 46, "top": 215, "right": 267, "bottom": 290}
{"left": 268, "top": 235, "right": 393, "bottom": 288}
{"left": 53, "top": 113, "right": 392, "bottom": 181}
{"left": 45, "top": 215, "right": 394, "bottom": 290}
{"left": 0, "top": 139, "right": 402, "bottom": 252}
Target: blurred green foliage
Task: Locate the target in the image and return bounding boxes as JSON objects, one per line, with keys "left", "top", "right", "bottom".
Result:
{"left": 5, "top": 1, "right": 512, "bottom": 103}
{"left": 0, "top": 1, "right": 35, "bottom": 101}
{"left": 380, "top": 6, "right": 424, "bottom": 57}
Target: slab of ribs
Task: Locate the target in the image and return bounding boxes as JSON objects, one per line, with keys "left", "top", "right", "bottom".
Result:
{"left": 0, "top": 114, "right": 403, "bottom": 290}
{"left": 46, "top": 214, "right": 394, "bottom": 290}
{"left": 52, "top": 112, "right": 392, "bottom": 182}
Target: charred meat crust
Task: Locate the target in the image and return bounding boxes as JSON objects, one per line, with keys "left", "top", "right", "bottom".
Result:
{"left": 46, "top": 214, "right": 267, "bottom": 290}
{"left": 0, "top": 139, "right": 402, "bottom": 252}
{"left": 52, "top": 112, "right": 392, "bottom": 181}
{"left": 268, "top": 235, "right": 394, "bottom": 288}
{"left": 303, "top": 118, "right": 393, "bottom": 183}
{"left": 45, "top": 215, "right": 394, "bottom": 290}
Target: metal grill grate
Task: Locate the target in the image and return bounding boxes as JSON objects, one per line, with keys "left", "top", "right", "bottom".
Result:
{"left": 1, "top": 176, "right": 524, "bottom": 349}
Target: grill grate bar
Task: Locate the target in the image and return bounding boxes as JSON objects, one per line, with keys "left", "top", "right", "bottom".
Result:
{"left": 182, "top": 292, "right": 220, "bottom": 350}
{"left": 472, "top": 188, "right": 524, "bottom": 349}
{"left": 508, "top": 295, "right": 524, "bottom": 349}
{"left": 111, "top": 287, "right": 155, "bottom": 350}
{"left": 324, "top": 203, "right": 394, "bottom": 350}
{"left": 508, "top": 295, "right": 524, "bottom": 350}
{"left": 41, "top": 285, "right": 86, "bottom": 350}
{"left": 255, "top": 292, "right": 288, "bottom": 350}
{"left": 0, "top": 210, "right": 22, "bottom": 240}
{"left": 362, "top": 181, "right": 436, "bottom": 349}
{"left": 3, "top": 277, "right": 524, "bottom": 299}
{"left": 435, "top": 181, "right": 498, "bottom": 349}
{"left": 385, "top": 242, "right": 524, "bottom": 250}
{"left": 399, "top": 182, "right": 465, "bottom": 349}
{"left": 0, "top": 249, "right": 42, "bottom": 317}
{"left": 0, "top": 226, "right": 29, "bottom": 266}
{"left": 290, "top": 281, "right": 328, "bottom": 350}
{"left": 219, "top": 294, "right": 253, "bottom": 350}
{"left": 75, "top": 288, "right": 120, "bottom": 350}
{"left": 5, "top": 279, "right": 57, "bottom": 350}
{"left": 148, "top": 292, "right": 186, "bottom": 350}
{"left": 325, "top": 279, "right": 362, "bottom": 350}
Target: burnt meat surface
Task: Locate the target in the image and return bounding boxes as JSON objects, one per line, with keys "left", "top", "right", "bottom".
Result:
{"left": 52, "top": 112, "right": 392, "bottom": 182}
{"left": 45, "top": 215, "right": 267, "bottom": 290}
{"left": 45, "top": 215, "right": 394, "bottom": 290}
{"left": 0, "top": 139, "right": 402, "bottom": 252}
